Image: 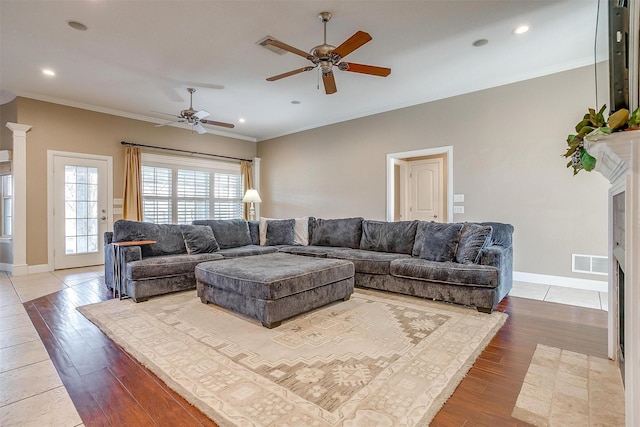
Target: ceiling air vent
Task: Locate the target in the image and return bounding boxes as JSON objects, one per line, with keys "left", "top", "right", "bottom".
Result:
{"left": 572, "top": 254, "right": 608, "bottom": 276}
{"left": 257, "top": 36, "right": 289, "bottom": 55}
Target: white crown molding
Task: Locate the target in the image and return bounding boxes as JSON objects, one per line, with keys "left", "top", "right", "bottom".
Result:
{"left": 15, "top": 92, "right": 257, "bottom": 143}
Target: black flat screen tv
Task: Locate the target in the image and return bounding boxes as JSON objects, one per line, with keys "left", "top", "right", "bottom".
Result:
{"left": 609, "top": 0, "right": 630, "bottom": 113}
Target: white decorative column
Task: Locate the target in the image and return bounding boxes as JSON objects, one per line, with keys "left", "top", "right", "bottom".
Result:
{"left": 5, "top": 123, "right": 31, "bottom": 276}
{"left": 585, "top": 130, "right": 640, "bottom": 427}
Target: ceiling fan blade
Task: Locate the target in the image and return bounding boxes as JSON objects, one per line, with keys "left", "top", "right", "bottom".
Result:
{"left": 266, "top": 66, "right": 315, "bottom": 81}
{"left": 151, "top": 110, "right": 179, "bottom": 118}
{"left": 200, "top": 119, "right": 235, "bottom": 129}
{"left": 322, "top": 72, "right": 337, "bottom": 95}
{"left": 154, "top": 119, "right": 184, "bottom": 127}
{"left": 339, "top": 62, "right": 391, "bottom": 77}
{"left": 193, "top": 123, "right": 206, "bottom": 134}
{"left": 264, "top": 38, "right": 313, "bottom": 60}
{"left": 332, "top": 31, "right": 372, "bottom": 59}
{"left": 194, "top": 110, "right": 210, "bottom": 120}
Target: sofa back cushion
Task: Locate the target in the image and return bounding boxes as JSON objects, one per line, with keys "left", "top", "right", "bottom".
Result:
{"left": 360, "top": 220, "right": 417, "bottom": 254}
{"left": 417, "top": 222, "right": 462, "bottom": 262}
{"left": 310, "top": 217, "right": 363, "bottom": 249}
{"left": 248, "top": 221, "right": 260, "bottom": 245}
{"left": 192, "top": 219, "right": 252, "bottom": 249}
{"left": 112, "top": 219, "right": 186, "bottom": 257}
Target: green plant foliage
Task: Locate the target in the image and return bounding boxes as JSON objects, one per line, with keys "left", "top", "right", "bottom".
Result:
{"left": 563, "top": 105, "right": 637, "bottom": 175}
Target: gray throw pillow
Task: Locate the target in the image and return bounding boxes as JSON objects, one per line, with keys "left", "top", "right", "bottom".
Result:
{"left": 265, "top": 219, "right": 296, "bottom": 245}
{"left": 456, "top": 223, "right": 493, "bottom": 264}
{"left": 418, "top": 222, "right": 462, "bottom": 262}
{"left": 180, "top": 225, "right": 220, "bottom": 254}
{"left": 360, "top": 220, "right": 418, "bottom": 254}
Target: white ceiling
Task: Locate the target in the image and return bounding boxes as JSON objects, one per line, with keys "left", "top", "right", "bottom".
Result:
{"left": 0, "top": 0, "right": 603, "bottom": 142}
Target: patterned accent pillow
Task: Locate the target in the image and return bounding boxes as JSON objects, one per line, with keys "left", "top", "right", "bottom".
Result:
{"left": 265, "top": 219, "right": 296, "bottom": 246}
{"left": 418, "top": 222, "right": 462, "bottom": 262}
{"left": 455, "top": 223, "right": 493, "bottom": 264}
{"left": 180, "top": 225, "right": 220, "bottom": 254}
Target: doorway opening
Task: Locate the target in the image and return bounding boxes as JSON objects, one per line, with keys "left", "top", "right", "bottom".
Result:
{"left": 386, "top": 147, "right": 453, "bottom": 222}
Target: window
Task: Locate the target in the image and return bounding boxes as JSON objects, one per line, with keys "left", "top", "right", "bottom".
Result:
{"left": 141, "top": 153, "right": 243, "bottom": 224}
{"left": 1, "top": 175, "right": 12, "bottom": 236}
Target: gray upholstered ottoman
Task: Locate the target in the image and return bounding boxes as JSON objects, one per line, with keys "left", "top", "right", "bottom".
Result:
{"left": 195, "top": 252, "right": 355, "bottom": 328}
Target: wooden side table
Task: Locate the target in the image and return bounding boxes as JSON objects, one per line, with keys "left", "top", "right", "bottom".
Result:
{"left": 112, "top": 240, "right": 156, "bottom": 300}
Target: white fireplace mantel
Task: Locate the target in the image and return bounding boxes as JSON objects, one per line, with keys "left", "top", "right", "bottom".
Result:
{"left": 585, "top": 129, "right": 640, "bottom": 427}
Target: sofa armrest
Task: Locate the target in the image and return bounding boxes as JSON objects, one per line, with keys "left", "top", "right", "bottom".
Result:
{"left": 103, "top": 244, "right": 143, "bottom": 292}
{"left": 104, "top": 231, "right": 113, "bottom": 246}
{"left": 479, "top": 245, "right": 513, "bottom": 304}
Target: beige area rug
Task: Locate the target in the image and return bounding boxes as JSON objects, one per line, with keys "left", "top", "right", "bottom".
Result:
{"left": 512, "top": 344, "right": 625, "bottom": 427}
{"left": 78, "top": 289, "right": 507, "bottom": 426}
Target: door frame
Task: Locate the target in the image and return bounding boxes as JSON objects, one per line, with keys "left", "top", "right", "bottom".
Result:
{"left": 47, "top": 150, "right": 113, "bottom": 271}
{"left": 386, "top": 146, "right": 453, "bottom": 223}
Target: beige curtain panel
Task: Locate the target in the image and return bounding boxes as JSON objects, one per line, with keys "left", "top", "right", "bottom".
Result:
{"left": 123, "top": 146, "right": 143, "bottom": 221}
{"left": 240, "top": 161, "right": 252, "bottom": 220}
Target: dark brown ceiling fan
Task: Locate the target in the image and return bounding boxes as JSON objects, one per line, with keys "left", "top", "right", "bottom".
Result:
{"left": 265, "top": 12, "right": 391, "bottom": 95}
{"left": 154, "top": 88, "right": 234, "bottom": 134}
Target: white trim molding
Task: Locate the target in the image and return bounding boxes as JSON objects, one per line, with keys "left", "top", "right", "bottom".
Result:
{"left": 386, "top": 146, "right": 454, "bottom": 223}
{"left": 512, "top": 271, "right": 608, "bottom": 293}
{"left": 5, "top": 122, "right": 32, "bottom": 276}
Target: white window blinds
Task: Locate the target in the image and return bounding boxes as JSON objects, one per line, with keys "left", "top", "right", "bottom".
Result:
{"left": 141, "top": 153, "right": 243, "bottom": 224}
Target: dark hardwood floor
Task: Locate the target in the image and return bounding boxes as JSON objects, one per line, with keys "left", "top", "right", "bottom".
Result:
{"left": 24, "top": 278, "right": 608, "bottom": 427}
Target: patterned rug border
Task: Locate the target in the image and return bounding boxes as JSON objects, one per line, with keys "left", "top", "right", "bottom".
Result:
{"left": 78, "top": 289, "right": 507, "bottom": 426}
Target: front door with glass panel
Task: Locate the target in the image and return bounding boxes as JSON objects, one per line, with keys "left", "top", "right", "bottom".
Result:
{"left": 53, "top": 155, "right": 109, "bottom": 269}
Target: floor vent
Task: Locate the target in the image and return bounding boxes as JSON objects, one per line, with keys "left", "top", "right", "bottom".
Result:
{"left": 572, "top": 254, "right": 608, "bottom": 275}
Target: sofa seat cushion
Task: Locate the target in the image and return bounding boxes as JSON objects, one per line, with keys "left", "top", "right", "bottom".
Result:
{"left": 126, "top": 253, "right": 223, "bottom": 280}
{"left": 327, "top": 249, "right": 411, "bottom": 275}
{"left": 195, "top": 253, "right": 355, "bottom": 300}
{"left": 218, "top": 245, "right": 279, "bottom": 258}
{"left": 390, "top": 258, "right": 498, "bottom": 288}
{"left": 278, "top": 245, "right": 349, "bottom": 258}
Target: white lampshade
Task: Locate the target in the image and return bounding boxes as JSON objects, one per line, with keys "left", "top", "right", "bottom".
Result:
{"left": 242, "top": 189, "right": 262, "bottom": 203}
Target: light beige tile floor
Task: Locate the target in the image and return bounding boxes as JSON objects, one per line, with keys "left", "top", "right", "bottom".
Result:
{"left": 509, "top": 280, "right": 608, "bottom": 311}
{"left": 0, "top": 267, "right": 101, "bottom": 427}
{"left": 0, "top": 267, "right": 609, "bottom": 426}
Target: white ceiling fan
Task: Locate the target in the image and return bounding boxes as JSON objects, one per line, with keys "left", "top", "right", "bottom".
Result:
{"left": 154, "top": 88, "right": 234, "bottom": 134}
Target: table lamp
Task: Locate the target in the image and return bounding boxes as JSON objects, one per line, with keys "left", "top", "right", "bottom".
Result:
{"left": 242, "top": 189, "right": 262, "bottom": 220}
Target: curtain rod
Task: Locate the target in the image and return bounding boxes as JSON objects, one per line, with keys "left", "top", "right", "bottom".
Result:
{"left": 120, "top": 141, "right": 253, "bottom": 163}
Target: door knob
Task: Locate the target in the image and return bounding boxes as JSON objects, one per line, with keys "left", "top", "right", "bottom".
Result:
{"left": 101, "top": 216, "right": 107, "bottom": 221}
{"left": 433, "top": 215, "right": 438, "bottom": 218}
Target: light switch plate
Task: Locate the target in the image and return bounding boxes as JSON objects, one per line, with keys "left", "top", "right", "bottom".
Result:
{"left": 453, "top": 194, "right": 464, "bottom": 203}
{"left": 453, "top": 206, "right": 464, "bottom": 214}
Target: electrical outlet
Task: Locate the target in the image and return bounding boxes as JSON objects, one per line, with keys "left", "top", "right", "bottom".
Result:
{"left": 453, "top": 206, "right": 464, "bottom": 214}
{"left": 453, "top": 194, "right": 464, "bottom": 203}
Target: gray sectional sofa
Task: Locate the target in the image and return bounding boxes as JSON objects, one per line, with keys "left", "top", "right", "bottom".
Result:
{"left": 104, "top": 216, "right": 513, "bottom": 313}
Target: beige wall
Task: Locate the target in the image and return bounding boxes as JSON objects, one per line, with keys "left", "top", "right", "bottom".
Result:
{"left": 16, "top": 97, "right": 257, "bottom": 266}
{"left": 1, "top": 99, "right": 17, "bottom": 149}
{"left": 257, "top": 65, "right": 610, "bottom": 280}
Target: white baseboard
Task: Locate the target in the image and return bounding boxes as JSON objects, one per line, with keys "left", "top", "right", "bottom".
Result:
{"left": 0, "top": 262, "right": 12, "bottom": 273}
{"left": 28, "top": 264, "right": 53, "bottom": 274}
{"left": 10, "top": 263, "right": 29, "bottom": 276}
{"left": 513, "top": 271, "right": 608, "bottom": 293}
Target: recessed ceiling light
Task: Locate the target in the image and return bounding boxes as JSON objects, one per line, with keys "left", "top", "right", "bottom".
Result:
{"left": 291, "top": 100, "right": 301, "bottom": 104}
{"left": 42, "top": 69, "right": 56, "bottom": 76}
{"left": 67, "top": 20, "right": 88, "bottom": 31}
{"left": 472, "top": 39, "right": 489, "bottom": 47}
{"left": 238, "top": 118, "right": 246, "bottom": 123}
{"left": 513, "top": 25, "right": 530, "bottom": 35}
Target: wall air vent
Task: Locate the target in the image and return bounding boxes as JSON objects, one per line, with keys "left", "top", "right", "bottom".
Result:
{"left": 256, "top": 36, "right": 289, "bottom": 55}
{"left": 573, "top": 254, "right": 608, "bottom": 275}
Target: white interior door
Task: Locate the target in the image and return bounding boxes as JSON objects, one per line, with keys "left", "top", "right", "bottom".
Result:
{"left": 409, "top": 158, "right": 444, "bottom": 222}
{"left": 53, "top": 155, "right": 109, "bottom": 269}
